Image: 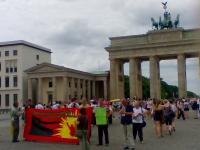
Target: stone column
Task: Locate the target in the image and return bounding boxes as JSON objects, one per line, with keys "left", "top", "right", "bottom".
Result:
{"left": 129, "top": 58, "right": 142, "bottom": 99}
{"left": 28, "top": 78, "right": 32, "bottom": 100}
{"left": 82, "top": 80, "right": 86, "bottom": 98}
{"left": 71, "top": 78, "right": 75, "bottom": 98}
{"left": 199, "top": 54, "right": 200, "bottom": 78}
{"left": 63, "top": 77, "right": 68, "bottom": 102}
{"left": 92, "top": 81, "right": 96, "bottom": 99}
{"left": 87, "top": 80, "right": 91, "bottom": 100}
{"left": 177, "top": 54, "right": 187, "bottom": 98}
{"left": 37, "top": 78, "right": 43, "bottom": 103}
{"left": 104, "top": 80, "right": 108, "bottom": 99}
{"left": 115, "top": 60, "right": 125, "bottom": 99}
{"left": 110, "top": 59, "right": 117, "bottom": 99}
{"left": 52, "top": 77, "right": 57, "bottom": 101}
{"left": 150, "top": 56, "right": 161, "bottom": 99}
{"left": 77, "top": 78, "right": 81, "bottom": 100}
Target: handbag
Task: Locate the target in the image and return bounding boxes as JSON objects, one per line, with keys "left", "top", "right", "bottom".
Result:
{"left": 141, "top": 107, "right": 146, "bottom": 128}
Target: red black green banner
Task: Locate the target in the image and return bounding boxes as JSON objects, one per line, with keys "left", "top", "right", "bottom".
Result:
{"left": 23, "top": 108, "right": 92, "bottom": 144}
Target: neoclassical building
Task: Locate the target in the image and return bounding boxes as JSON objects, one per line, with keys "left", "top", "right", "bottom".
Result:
{"left": 25, "top": 63, "right": 109, "bottom": 104}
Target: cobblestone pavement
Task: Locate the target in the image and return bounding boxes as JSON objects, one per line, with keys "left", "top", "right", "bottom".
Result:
{"left": 0, "top": 114, "right": 200, "bottom": 150}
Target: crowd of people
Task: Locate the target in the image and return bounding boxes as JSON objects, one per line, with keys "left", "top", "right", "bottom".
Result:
{"left": 10, "top": 97, "right": 200, "bottom": 150}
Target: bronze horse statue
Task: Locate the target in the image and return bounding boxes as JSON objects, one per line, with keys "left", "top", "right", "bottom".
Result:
{"left": 151, "top": 18, "right": 159, "bottom": 30}
{"left": 174, "top": 14, "right": 180, "bottom": 28}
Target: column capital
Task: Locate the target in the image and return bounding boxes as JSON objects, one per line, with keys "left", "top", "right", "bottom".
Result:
{"left": 149, "top": 56, "right": 160, "bottom": 61}
{"left": 177, "top": 53, "right": 185, "bottom": 57}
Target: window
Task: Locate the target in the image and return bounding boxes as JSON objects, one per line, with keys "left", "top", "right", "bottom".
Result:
{"left": 49, "top": 81, "right": 53, "bottom": 88}
{"left": 0, "top": 94, "right": 1, "bottom": 107}
{"left": 36, "top": 55, "right": 39, "bottom": 60}
{"left": 5, "top": 51, "right": 9, "bottom": 56}
{"left": 6, "top": 67, "right": 9, "bottom": 73}
{"left": 75, "top": 82, "right": 77, "bottom": 88}
{"left": 0, "top": 51, "right": 1, "bottom": 57}
{"left": 0, "top": 62, "right": 1, "bottom": 71}
{"left": 81, "top": 83, "right": 83, "bottom": 88}
{"left": 10, "top": 67, "right": 13, "bottom": 73}
{"left": 13, "top": 50, "right": 18, "bottom": 56}
{"left": 5, "top": 77, "right": 9, "bottom": 87}
{"left": 0, "top": 77, "right": 1, "bottom": 88}
{"left": 13, "top": 76, "right": 18, "bottom": 87}
{"left": 5, "top": 94, "right": 9, "bottom": 107}
{"left": 14, "top": 67, "right": 17, "bottom": 72}
{"left": 69, "top": 82, "right": 71, "bottom": 87}
{"left": 13, "top": 94, "right": 18, "bottom": 103}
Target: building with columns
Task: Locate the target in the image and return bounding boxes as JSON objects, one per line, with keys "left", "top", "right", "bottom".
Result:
{"left": 0, "top": 40, "right": 51, "bottom": 109}
{"left": 25, "top": 63, "right": 109, "bottom": 104}
{"left": 106, "top": 28, "right": 200, "bottom": 100}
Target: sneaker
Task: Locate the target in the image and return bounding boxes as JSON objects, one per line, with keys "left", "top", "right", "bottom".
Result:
{"left": 140, "top": 141, "right": 144, "bottom": 144}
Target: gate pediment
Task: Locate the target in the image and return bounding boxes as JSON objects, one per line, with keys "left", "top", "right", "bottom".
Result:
{"left": 25, "top": 63, "right": 65, "bottom": 73}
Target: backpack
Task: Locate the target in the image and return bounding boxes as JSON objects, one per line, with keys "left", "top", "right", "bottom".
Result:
{"left": 192, "top": 102, "right": 198, "bottom": 110}
{"left": 164, "top": 107, "right": 174, "bottom": 118}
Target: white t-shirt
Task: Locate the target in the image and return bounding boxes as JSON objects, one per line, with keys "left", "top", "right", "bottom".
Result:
{"left": 52, "top": 104, "right": 60, "bottom": 109}
{"left": 35, "top": 104, "right": 44, "bottom": 109}
{"left": 171, "top": 104, "right": 177, "bottom": 112}
{"left": 132, "top": 107, "right": 146, "bottom": 123}
{"left": 68, "top": 102, "right": 79, "bottom": 108}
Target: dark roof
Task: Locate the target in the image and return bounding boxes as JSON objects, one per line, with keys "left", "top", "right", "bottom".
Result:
{"left": 0, "top": 40, "right": 51, "bottom": 53}
{"left": 25, "top": 63, "right": 109, "bottom": 77}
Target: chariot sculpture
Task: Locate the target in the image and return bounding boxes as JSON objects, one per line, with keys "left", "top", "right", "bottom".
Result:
{"left": 151, "top": 2, "right": 180, "bottom": 30}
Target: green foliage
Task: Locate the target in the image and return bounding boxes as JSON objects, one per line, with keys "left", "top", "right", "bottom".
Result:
{"left": 124, "top": 75, "right": 199, "bottom": 99}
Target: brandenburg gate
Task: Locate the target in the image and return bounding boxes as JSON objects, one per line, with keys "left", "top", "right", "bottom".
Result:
{"left": 106, "top": 28, "right": 200, "bottom": 99}
{"left": 106, "top": 3, "right": 200, "bottom": 100}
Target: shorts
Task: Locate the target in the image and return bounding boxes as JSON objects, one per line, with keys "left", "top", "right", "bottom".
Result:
{"left": 184, "top": 108, "right": 189, "bottom": 111}
{"left": 164, "top": 117, "right": 172, "bottom": 125}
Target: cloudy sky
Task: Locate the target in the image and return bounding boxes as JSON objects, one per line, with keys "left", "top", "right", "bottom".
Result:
{"left": 0, "top": 0, "right": 199, "bottom": 95}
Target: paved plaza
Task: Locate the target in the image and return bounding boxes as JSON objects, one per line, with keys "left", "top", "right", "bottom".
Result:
{"left": 0, "top": 114, "right": 200, "bottom": 150}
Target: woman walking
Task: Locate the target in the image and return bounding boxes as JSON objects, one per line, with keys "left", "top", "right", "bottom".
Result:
{"left": 163, "top": 100, "right": 174, "bottom": 135}
{"left": 132, "top": 100, "right": 147, "bottom": 144}
{"left": 152, "top": 99, "right": 164, "bottom": 138}
{"left": 77, "top": 108, "right": 90, "bottom": 150}
{"left": 183, "top": 99, "right": 190, "bottom": 119}
{"left": 170, "top": 100, "right": 177, "bottom": 132}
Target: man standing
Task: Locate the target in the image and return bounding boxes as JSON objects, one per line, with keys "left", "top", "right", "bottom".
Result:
{"left": 95, "top": 100, "right": 110, "bottom": 146}
{"left": 119, "top": 99, "right": 135, "bottom": 150}
{"left": 11, "top": 101, "right": 21, "bottom": 143}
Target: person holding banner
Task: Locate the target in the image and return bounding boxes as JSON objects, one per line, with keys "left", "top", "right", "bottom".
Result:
{"left": 11, "top": 101, "right": 22, "bottom": 143}
{"left": 95, "top": 100, "right": 110, "bottom": 146}
{"left": 77, "top": 108, "right": 90, "bottom": 150}
{"left": 119, "top": 99, "right": 135, "bottom": 150}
